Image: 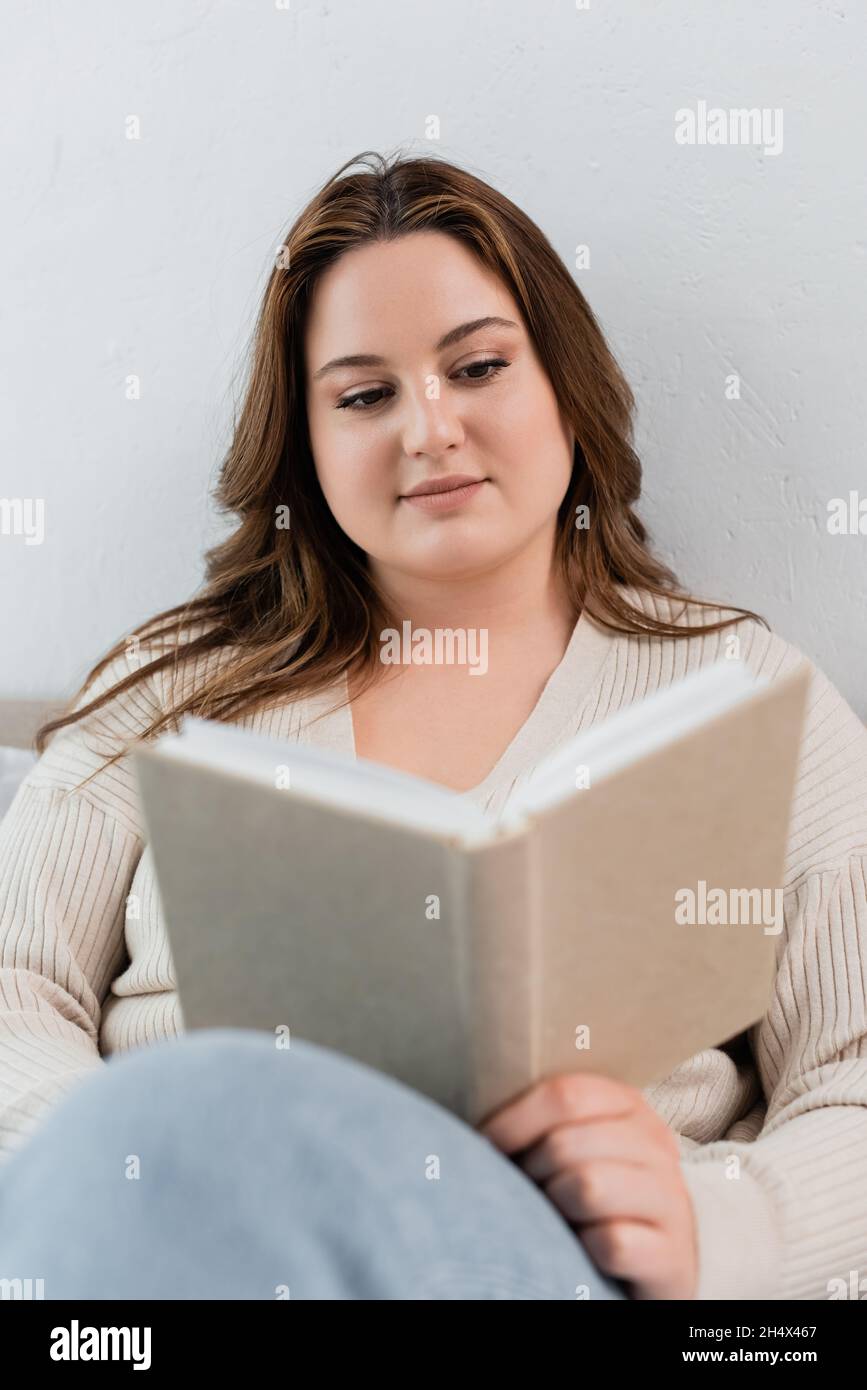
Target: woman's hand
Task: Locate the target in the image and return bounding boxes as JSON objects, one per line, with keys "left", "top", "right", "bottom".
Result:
{"left": 477, "top": 1072, "right": 699, "bottom": 1300}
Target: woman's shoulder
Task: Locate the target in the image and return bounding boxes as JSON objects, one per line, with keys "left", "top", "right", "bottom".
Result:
{"left": 616, "top": 580, "right": 866, "bottom": 764}
{"left": 19, "top": 615, "right": 318, "bottom": 827}
{"left": 621, "top": 584, "right": 867, "bottom": 877}
{"left": 22, "top": 618, "right": 208, "bottom": 817}
{"left": 618, "top": 583, "right": 819, "bottom": 683}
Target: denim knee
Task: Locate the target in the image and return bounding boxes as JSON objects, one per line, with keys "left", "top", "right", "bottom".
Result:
{"left": 0, "top": 1028, "right": 626, "bottom": 1299}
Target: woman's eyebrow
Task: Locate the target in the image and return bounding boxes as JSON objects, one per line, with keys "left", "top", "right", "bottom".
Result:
{"left": 312, "top": 316, "right": 520, "bottom": 381}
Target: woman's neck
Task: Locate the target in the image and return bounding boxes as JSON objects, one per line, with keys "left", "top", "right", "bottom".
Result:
{"left": 368, "top": 537, "right": 578, "bottom": 647}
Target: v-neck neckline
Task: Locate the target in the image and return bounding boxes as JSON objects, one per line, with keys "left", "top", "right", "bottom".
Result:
{"left": 318, "top": 605, "right": 618, "bottom": 802}
{"left": 448, "top": 604, "right": 616, "bottom": 799}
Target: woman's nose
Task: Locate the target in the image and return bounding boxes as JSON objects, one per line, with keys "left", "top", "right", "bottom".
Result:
{"left": 399, "top": 384, "right": 465, "bottom": 456}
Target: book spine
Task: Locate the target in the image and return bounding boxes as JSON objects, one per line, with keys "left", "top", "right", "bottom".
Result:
{"left": 462, "top": 824, "right": 536, "bottom": 1126}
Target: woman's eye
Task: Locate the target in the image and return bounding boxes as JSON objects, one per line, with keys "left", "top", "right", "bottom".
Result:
{"left": 455, "top": 357, "right": 510, "bottom": 383}
{"left": 335, "top": 387, "right": 390, "bottom": 412}
{"left": 335, "top": 357, "right": 510, "bottom": 411}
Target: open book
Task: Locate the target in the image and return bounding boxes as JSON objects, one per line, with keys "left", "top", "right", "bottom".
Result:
{"left": 132, "top": 657, "right": 810, "bottom": 1125}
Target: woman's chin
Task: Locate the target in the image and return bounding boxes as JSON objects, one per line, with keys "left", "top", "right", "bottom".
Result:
{"left": 392, "top": 545, "right": 514, "bottom": 584}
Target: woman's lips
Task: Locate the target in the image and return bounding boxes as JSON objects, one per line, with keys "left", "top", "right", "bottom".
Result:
{"left": 400, "top": 479, "right": 487, "bottom": 513}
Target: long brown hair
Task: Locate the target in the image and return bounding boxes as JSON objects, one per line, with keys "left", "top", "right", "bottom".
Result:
{"left": 35, "top": 148, "right": 766, "bottom": 778}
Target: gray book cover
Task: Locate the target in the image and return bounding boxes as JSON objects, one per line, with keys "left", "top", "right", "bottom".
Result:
{"left": 133, "top": 662, "right": 809, "bottom": 1125}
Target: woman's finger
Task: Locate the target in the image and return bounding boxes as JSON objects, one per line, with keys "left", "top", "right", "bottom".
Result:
{"left": 478, "top": 1072, "right": 639, "bottom": 1153}
{"left": 543, "top": 1157, "right": 677, "bottom": 1227}
{"left": 578, "top": 1219, "right": 677, "bottom": 1299}
{"left": 517, "top": 1114, "right": 676, "bottom": 1184}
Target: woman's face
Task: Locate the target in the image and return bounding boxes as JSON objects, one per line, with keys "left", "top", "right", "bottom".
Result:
{"left": 304, "top": 229, "right": 575, "bottom": 586}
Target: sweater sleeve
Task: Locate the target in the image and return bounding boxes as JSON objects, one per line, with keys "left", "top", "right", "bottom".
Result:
{"left": 682, "top": 856, "right": 867, "bottom": 1299}
{"left": 0, "top": 645, "right": 163, "bottom": 1164}
{"left": 680, "top": 644, "right": 867, "bottom": 1300}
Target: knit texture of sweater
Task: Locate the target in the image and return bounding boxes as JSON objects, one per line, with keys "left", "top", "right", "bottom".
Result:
{"left": 1, "top": 585, "right": 865, "bottom": 1300}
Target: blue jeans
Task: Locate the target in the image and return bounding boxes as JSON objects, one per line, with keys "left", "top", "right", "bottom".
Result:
{"left": 0, "top": 1029, "right": 628, "bottom": 1300}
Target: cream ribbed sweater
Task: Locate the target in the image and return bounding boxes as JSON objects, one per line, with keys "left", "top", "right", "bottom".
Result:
{"left": 1, "top": 585, "right": 866, "bottom": 1301}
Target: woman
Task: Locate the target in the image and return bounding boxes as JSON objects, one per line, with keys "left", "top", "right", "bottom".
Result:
{"left": 1, "top": 152, "right": 865, "bottom": 1302}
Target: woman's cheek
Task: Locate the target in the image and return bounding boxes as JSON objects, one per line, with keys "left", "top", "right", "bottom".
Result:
{"left": 317, "top": 460, "right": 382, "bottom": 548}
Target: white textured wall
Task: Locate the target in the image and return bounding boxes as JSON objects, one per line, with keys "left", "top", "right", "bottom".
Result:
{"left": 2, "top": 1, "right": 865, "bottom": 713}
